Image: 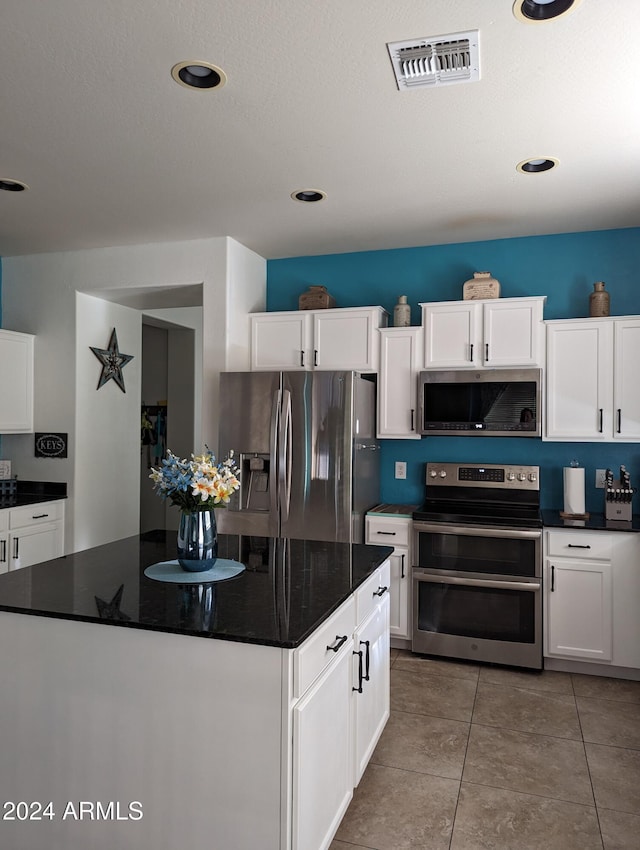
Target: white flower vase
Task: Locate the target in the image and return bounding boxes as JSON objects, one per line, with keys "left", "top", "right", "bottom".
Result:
{"left": 177, "top": 509, "right": 218, "bottom": 571}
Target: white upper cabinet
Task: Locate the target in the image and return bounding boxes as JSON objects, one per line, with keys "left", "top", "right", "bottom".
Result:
{"left": 421, "top": 297, "right": 545, "bottom": 369}
{"left": 0, "top": 329, "right": 35, "bottom": 433}
{"left": 250, "top": 307, "right": 387, "bottom": 372}
{"left": 546, "top": 317, "right": 640, "bottom": 441}
{"left": 377, "top": 327, "right": 423, "bottom": 439}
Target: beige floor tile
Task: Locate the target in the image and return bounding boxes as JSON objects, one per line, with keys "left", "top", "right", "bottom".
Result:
{"left": 598, "top": 808, "right": 640, "bottom": 850}
{"left": 330, "top": 840, "right": 375, "bottom": 849}
{"left": 463, "top": 724, "right": 594, "bottom": 804}
{"left": 473, "top": 681, "right": 582, "bottom": 739}
{"left": 335, "top": 763, "right": 459, "bottom": 850}
{"left": 578, "top": 696, "right": 640, "bottom": 749}
{"left": 479, "top": 665, "right": 573, "bottom": 694}
{"left": 450, "top": 783, "right": 603, "bottom": 850}
{"left": 572, "top": 673, "right": 640, "bottom": 704}
{"left": 394, "top": 652, "right": 480, "bottom": 682}
{"left": 585, "top": 743, "right": 640, "bottom": 815}
{"left": 389, "top": 648, "right": 400, "bottom": 665}
{"left": 371, "top": 709, "right": 470, "bottom": 780}
{"left": 390, "top": 667, "right": 477, "bottom": 722}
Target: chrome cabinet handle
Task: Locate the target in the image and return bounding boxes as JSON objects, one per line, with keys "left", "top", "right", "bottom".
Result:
{"left": 411, "top": 408, "right": 415, "bottom": 430}
{"left": 300, "top": 350, "right": 305, "bottom": 367}
{"left": 401, "top": 553, "right": 405, "bottom": 579}
{"left": 361, "top": 640, "right": 371, "bottom": 681}
{"left": 617, "top": 408, "right": 622, "bottom": 433}
{"left": 469, "top": 343, "right": 474, "bottom": 362}
{"left": 13, "top": 538, "right": 19, "bottom": 559}
{"left": 326, "top": 634, "right": 348, "bottom": 653}
{"left": 314, "top": 349, "right": 318, "bottom": 367}
{"left": 551, "top": 564, "right": 555, "bottom": 592}
{"left": 599, "top": 408, "right": 603, "bottom": 433}
{"left": 0, "top": 540, "right": 6, "bottom": 563}
{"left": 485, "top": 343, "right": 489, "bottom": 362}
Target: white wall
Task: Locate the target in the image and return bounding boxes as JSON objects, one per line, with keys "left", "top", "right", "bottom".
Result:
{"left": 1, "top": 237, "right": 265, "bottom": 552}
{"left": 75, "top": 293, "right": 141, "bottom": 551}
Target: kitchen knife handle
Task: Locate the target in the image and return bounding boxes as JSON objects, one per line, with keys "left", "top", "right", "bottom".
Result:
{"left": 327, "top": 634, "right": 348, "bottom": 653}
{"left": 617, "top": 409, "right": 622, "bottom": 433}
{"left": 401, "top": 553, "right": 405, "bottom": 579}
{"left": 599, "top": 408, "right": 603, "bottom": 433}
{"left": 551, "top": 564, "right": 555, "bottom": 592}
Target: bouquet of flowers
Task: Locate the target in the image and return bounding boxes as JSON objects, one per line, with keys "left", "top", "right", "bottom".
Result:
{"left": 150, "top": 448, "right": 240, "bottom": 512}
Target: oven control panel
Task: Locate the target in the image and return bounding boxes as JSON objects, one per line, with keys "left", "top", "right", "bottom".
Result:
{"left": 425, "top": 462, "right": 540, "bottom": 490}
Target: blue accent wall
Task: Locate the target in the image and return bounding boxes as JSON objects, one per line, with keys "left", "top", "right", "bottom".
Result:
{"left": 267, "top": 227, "right": 640, "bottom": 512}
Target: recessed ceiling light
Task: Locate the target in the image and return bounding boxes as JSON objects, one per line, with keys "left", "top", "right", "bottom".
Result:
{"left": 0, "top": 179, "right": 29, "bottom": 192}
{"left": 513, "top": 0, "right": 583, "bottom": 23}
{"left": 171, "top": 61, "right": 227, "bottom": 90}
{"left": 291, "top": 190, "right": 326, "bottom": 203}
{"left": 516, "top": 157, "right": 559, "bottom": 173}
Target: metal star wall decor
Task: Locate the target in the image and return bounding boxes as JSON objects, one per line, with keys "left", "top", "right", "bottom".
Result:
{"left": 90, "top": 328, "right": 134, "bottom": 393}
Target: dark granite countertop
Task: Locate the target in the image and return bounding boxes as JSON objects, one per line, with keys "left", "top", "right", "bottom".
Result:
{"left": 0, "top": 480, "right": 67, "bottom": 510}
{"left": 542, "top": 510, "right": 640, "bottom": 532}
{"left": 0, "top": 531, "right": 393, "bottom": 648}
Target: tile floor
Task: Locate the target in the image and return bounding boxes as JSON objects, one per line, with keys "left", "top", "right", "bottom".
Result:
{"left": 330, "top": 649, "right": 640, "bottom": 850}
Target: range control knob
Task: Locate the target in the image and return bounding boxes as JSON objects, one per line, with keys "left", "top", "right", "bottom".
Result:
{"left": 517, "top": 472, "right": 527, "bottom": 481}
{"left": 507, "top": 472, "right": 515, "bottom": 481}
{"left": 528, "top": 473, "right": 537, "bottom": 482}
{"left": 439, "top": 470, "right": 447, "bottom": 478}
{"left": 429, "top": 470, "right": 438, "bottom": 478}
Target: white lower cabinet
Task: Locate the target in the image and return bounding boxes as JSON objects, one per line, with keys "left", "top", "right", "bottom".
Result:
{"left": 3, "top": 499, "right": 65, "bottom": 570}
{"left": 366, "top": 515, "right": 411, "bottom": 639}
{"left": 544, "top": 530, "right": 640, "bottom": 669}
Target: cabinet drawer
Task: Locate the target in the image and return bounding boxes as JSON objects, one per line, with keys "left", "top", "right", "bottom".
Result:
{"left": 293, "top": 596, "right": 355, "bottom": 699}
{"left": 365, "top": 517, "right": 410, "bottom": 547}
{"left": 9, "top": 501, "right": 63, "bottom": 530}
{"left": 356, "top": 561, "right": 391, "bottom": 626}
{"left": 546, "top": 531, "right": 613, "bottom": 560}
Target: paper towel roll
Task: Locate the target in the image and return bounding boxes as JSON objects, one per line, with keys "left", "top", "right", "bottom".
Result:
{"left": 563, "top": 467, "right": 585, "bottom": 515}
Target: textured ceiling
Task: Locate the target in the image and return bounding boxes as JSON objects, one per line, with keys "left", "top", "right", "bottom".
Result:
{"left": 0, "top": 1, "right": 638, "bottom": 260}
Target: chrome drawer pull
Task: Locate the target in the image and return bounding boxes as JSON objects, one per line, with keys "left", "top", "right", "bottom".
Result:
{"left": 326, "top": 634, "right": 348, "bottom": 653}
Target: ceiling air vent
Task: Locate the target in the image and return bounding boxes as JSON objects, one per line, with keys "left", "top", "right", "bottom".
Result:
{"left": 387, "top": 30, "right": 479, "bottom": 91}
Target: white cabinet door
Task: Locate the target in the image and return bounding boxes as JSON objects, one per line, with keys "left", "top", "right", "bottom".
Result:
{"left": 292, "top": 641, "right": 353, "bottom": 850}
{"left": 377, "top": 327, "right": 422, "bottom": 438}
{"left": 613, "top": 319, "right": 640, "bottom": 440}
{"left": 352, "top": 593, "right": 390, "bottom": 785}
{"left": 313, "top": 308, "right": 383, "bottom": 372}
{"left": 483, "top": 299, "right": 543, "bottom": 367}
{"left": 546, "top": 558, "right": 613, "bottom": 661}
{"left": 9, "top": 523, "right": 64, "bottom": 570}
{"left": 0, "top": 330, "right": 35, "bottom": 433}
{"left": 250, "top": 312, "right": 309, "bottom": 370}
{"left": 388, "top": 549, "right": 409, "bottom": 639}
{"left": 423, "top": 302, "right": 479, "bottom": 368}
{"left": 610, "top": 533, "right": 640, "bottom": 669}
{"left": 545, "top": 321, "right": 614, "bottom": 440}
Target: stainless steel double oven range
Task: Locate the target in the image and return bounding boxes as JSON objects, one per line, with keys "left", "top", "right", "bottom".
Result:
{"left": 412, "top": 462, "right": 543, "bottom": 670}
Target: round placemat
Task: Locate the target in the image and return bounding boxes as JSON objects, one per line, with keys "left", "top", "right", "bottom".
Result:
{"left": 144, "top": 558, "right": 245, "bottom": 584}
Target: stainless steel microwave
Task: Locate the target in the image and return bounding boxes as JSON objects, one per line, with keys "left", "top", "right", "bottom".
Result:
{"left": 418, "top": 368, "right": 542, "bottom": 437}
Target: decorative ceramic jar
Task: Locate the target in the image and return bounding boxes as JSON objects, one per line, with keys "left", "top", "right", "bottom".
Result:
{"left": 298, "top": 285, "right": 336, "bottom": 310}
{"left": 393, "top": 295, "right": 411, "bottom": 327}
{"left": 589, "top": 281, "right": 610, "bottom": 317}
{"left": 463, "top": 271, "right": 501, "bottom": 300}
{"left": 177, "top": 509, "right": 218, "bottom": 572}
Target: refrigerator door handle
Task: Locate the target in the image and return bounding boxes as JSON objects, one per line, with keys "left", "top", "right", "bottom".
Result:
{"left": 269, "top": 389, "right": 281, "bottom": 522}
{"left": 279, "top": 389, "right": 293, "bottom": 523}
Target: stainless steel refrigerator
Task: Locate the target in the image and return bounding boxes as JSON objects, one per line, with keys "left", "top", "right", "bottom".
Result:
{"left": 216, "top": 371, "right": 380, "bottom": 542}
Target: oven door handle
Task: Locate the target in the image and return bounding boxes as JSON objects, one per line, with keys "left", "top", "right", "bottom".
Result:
{"left": 413, "top": 523, "right": 541, "bottom": 540}
{"left": 415, "top": 573, "right": 541, "bottom": 592}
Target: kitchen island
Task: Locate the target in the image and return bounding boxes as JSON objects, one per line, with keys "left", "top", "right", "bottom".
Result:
{"left": 0, "top": 531, "right": 393, "bottom": 850}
